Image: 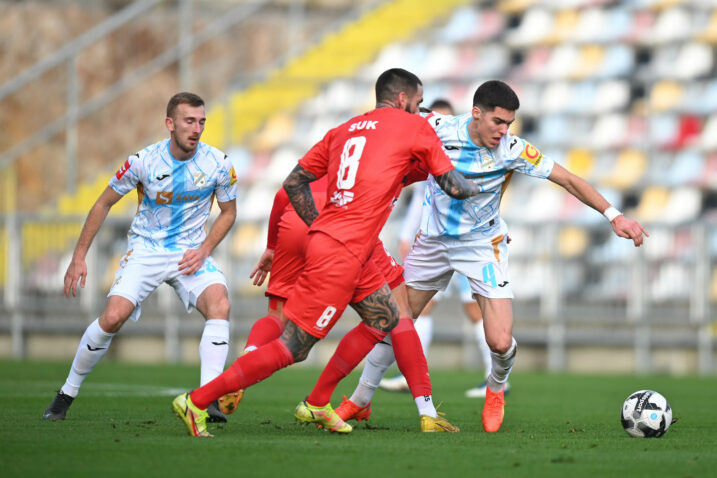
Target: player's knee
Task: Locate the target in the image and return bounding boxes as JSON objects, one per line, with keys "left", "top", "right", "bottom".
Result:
{"left": 488, "top": 336, "right": 513, "bottom": 355}
{"left": 208, "top": 296, "right": 231, "bottom": 319}
{"left": 99, "top": 312, "right": 128, "bottom": 334}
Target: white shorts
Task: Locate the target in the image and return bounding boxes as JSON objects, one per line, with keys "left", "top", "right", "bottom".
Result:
{"left": 404, "top": 233, "right": 513, "bottom": 299}
{"left": 433, "top": 274, "right": 474, "bottom": 303}
{"left": 109, "top": 248, "right": 228, "bottom": 321}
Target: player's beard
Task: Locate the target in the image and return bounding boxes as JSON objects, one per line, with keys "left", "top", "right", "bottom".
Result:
{"left": 176, "top": 137, "right": 198, "bottom": 154}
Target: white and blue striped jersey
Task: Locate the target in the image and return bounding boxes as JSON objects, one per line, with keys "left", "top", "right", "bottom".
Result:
{"left": 420, "top": 113, "right": 554, "bottom": 239}
{"left": 109, "top": 139, "right": 238, "bottom": 252}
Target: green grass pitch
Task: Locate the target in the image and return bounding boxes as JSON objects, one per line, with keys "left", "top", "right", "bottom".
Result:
{"left": 1, "top": 359, "right": 715, "bottom": 477}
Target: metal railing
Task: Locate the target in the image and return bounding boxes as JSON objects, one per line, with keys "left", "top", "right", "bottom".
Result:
{"left": 0, "top": 0, "right": 278, "bottom": 194}
{"left": 0, "top": 214, "right": 713, "bottom": 374}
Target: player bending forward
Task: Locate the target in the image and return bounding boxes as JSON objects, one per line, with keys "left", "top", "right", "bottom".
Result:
{"left": 171, "top": 68, "right": 479, "bottom": 437}
{"left": 343, "top": 80, "right": 648, "bottom": 433}
{"left": 43, "top": 92, "right": 238, "bottom": 423}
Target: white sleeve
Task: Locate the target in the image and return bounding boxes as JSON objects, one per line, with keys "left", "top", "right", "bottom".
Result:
{"left": 399, "top": 184, "right": 426, "bottom": 241}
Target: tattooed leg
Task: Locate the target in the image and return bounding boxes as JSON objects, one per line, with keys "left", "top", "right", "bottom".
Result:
{"left": 304, "top": 284, "right": 398, "bottom": 407}
{"left": 352, "top": 283, "right": 400, "bottom": 332}
{"left": 280, "top": 320, "right": 321, "bottom": 363}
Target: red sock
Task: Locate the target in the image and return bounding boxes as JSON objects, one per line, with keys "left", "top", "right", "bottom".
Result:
{"left": 306, "top": 322, "right": 387, "bottom": 407}
{"left": 392, "top": 317, "right": 431, "bottom": 398}
{"left": 190, "top": 338, "right": 294, "bottom": 409}
{"left": 245, "top": 315, "right": 284, "bottom": 350}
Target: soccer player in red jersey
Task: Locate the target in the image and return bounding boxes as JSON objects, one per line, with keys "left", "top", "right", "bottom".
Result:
{"left": 227, "top": 162, "right": 458, "bottom": 432}
{"left": 172, "top": 68, "right": 480, "bottom": 436}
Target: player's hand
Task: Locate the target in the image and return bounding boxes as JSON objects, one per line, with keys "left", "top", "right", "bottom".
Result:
{"left": 250, "top": 249, "right": 274, "bottom": 286}
{"left": 611, "top": 215, "right": 649, "bottom": 247}
{"left": 64, "top": 257, "right": 88, "bottom": 298}
{"left": 178, "top": 248, "right": 209, "bottom": 275}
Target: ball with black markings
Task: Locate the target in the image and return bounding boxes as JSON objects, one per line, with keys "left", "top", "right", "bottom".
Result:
{"left": 620, "top": 390, "right": 672, "bottom": 438}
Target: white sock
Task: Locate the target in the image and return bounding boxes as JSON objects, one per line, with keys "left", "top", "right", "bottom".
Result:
{"left": 473, "top": 321, "right": 492, "bottom": 380}
{"left": 413, "top": 315, "right": 433, "bottom": 357}
{"left": 487, "top": 337, "right": 517, "bottom": 393}
{"left": 61, "top": 318, "right": 114, "bottom": 398}
{"left": 415, "top": 394, "right": 437, "bottom": 418}
{"left": 199, "top": 319, "right": 230, "bottom": 386}
{"left": 350, "top": 336, "right": 396, "bottom": 407}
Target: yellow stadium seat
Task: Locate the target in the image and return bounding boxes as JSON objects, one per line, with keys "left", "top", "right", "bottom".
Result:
{"left": 633, "top": 186, "right": 671, "bottom": 223}
{"left": 564, "top": 149, "right": 595, "bottom": 180}
{"left": 650, "top": 80, "right": 685, "bottom": 112}
{"left": 601, "top": 149, "right": 647, "bottom": 191}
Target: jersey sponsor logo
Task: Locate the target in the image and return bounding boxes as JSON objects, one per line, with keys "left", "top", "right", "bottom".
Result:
{"left": 229, "top": 167, "right": 237, "bottom": 186}
{"left": 155, "top": 191, "right": 201, "bottom": 204}
{"left": 347, "top": 120, "right": 378, "bottom": 132}
{"left": 519, "top": 142, "right": 542, "bottom": 167}
{"left": 445, "top": 145, "right": 461, "bottom": 151}
{"left": 509, "top": 138, "right": 518, "bottom": 150}
{"left": 115, "top": 159, "right": 131, "bottom": 180}
{"left": 329, "top": 190, "right": 354, "bottom": 207}
{"left": 156, "top": 173, "right": 170, "bottom": 181}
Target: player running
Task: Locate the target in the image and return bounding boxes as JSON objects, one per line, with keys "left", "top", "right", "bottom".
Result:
{"left": 172, "top": 68, "right": 479, "bottom": 437}
{"left": 43, "top": 92, "right": 238, "bottom": 423}
{"left": 400, "top": 80, "right": 648, "bottom": 433}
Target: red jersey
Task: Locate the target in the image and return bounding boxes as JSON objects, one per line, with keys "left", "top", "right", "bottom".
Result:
{"left": 298, "top": 108, "right": 453, "bottom": 263}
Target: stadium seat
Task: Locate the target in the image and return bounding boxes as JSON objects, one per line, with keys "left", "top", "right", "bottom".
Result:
{"left": 591, "top": 80, "right": 630, "bottom": 114}
{"left": 649, "top": 80, "right": 685, "bottom": 112}
{"left": 651, "top": 6, "right": 692, "bottom": 45}
{"left": 600, "top": 149, "right": 647, "bottom": 190}
{"left": 559, "top": 226, "right": 589, "bottom": 258}
{"left": 542, "top": 9, "right": 579, "bottom": 46}
{"left": 505, "top": 7, "right": 553, "bottom": 47}
{"left": 633, "top": 186, "right": 671, "bottom": 223}
{"left": 662, "top": 186, "right": 702, "bottom": 224}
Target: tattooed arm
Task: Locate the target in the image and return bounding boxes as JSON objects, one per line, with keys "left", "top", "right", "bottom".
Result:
{"left": 434, "top": 169, "right": 480, "bottom": 199}
{"left": 282, "top": 164, "right": 319, "bottom": 227}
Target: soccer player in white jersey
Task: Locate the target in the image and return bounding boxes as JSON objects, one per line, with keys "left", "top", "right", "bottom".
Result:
{"left": 43, "top": 92, "right": 238, "bottom": 423}
{"left": 406, "top": 80, "right": 647, "bottom": 432}
{"left": 379, "top": 177, "right": 509, "bottom": 398}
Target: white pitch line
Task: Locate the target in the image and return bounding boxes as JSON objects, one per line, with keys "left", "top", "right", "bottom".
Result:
{"left": 1, "top": 380, "right": 189, "bottom": 398}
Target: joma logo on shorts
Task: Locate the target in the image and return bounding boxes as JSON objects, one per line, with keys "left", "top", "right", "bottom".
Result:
{"left": 156, "top": 191, "right": 200, "bottom": 204}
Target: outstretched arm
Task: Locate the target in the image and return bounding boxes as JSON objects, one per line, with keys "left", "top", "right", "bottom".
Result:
{"left": 434, "top": 169, "right": 480, "bottom": 199}
{"left": 548, "top": 162, "right": 649, "bottom": 246}
{"left": 283, "top": 164, "right": 319, "bottom": 227}
{"left": 64, "top": 186, "right": 123, "bottom": 297}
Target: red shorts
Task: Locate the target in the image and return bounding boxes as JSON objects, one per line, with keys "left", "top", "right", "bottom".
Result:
{"left": 368, "top": 240, "right": 404, "bottom": 290}
{"left": 283, "top": 232, "right": 385, "bottom": 339}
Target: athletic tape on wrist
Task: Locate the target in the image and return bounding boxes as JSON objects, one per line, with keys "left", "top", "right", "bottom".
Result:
{"left": 603, "top": 206, "right": 621, "bottom": 222}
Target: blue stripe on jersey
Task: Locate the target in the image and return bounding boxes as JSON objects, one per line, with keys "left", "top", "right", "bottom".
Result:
{"left": 164, "top": 157, "right": 185, "bottom": 251}
{"left": 445, "top": 131, "right": 478, "bottom": 237}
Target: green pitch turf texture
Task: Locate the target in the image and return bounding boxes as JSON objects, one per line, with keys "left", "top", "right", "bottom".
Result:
{"left": 1, "top": 360, "right": 715, "bottom": 478}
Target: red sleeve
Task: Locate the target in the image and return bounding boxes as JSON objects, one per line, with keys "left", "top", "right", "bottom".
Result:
{"left": 404, "top": 161, "right": 429, "bottom": 186}
{"left": 298, "top": 130, "right": 331, "bottom": 179}
{"left": 414, "top": 121, "right": 454, "bottom": 177}
{"left": 267, "top": 187, "right": 291, "bottom": 249}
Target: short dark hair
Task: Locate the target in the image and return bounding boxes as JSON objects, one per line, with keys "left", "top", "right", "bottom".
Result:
{"left": 167, "top": 92, "right": 204, "bottom": 118}
{"left": 472, "top": 81, "right": 519, "bottom": 112}
{"left": 429, "top": 98, "right": 454, "bottom": 114}
{"left": 375, "top": 68, "right": 422, "bottom": 104}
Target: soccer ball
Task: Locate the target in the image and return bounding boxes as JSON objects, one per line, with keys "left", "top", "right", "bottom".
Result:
{"left": 620, "top": 390, "right": 672, "bottom": 438}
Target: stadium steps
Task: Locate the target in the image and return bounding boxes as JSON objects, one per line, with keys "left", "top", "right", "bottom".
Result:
{"left": 15, "top": 0, "right": 468, "bottom": 286}
{"left": 51, "top": 0, "right": 469, "bottom": 219}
